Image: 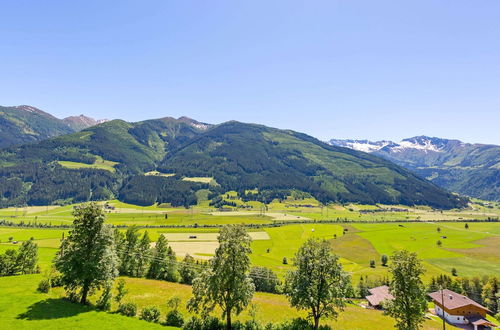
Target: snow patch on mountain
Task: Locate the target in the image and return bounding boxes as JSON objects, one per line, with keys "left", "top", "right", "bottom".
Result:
{"left": 329, "top": 139, "right": 393, "bottom": 152}
{"left": 329, "top": 136, "right": 446, "bottom": 153}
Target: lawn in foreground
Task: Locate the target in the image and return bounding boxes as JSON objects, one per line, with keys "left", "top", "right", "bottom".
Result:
{"left": 0, "top": 274, "right": 448, "bottom": 330}
{"left": 0, "top": 274, "right": 169, "bottom": 330}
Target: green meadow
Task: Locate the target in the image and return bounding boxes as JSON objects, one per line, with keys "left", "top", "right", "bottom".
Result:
{"left": 0, "top": 274, "right": 447, "bottom": 330}
{"left": 0, "top": 199, "right": 498, "bottom": 329}
{"left": 1, "top": 221, "right": 498, "bottom": 280}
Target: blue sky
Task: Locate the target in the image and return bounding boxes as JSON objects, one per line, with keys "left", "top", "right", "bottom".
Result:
{"left": 1, "top": 0, "right": 499, "bottom": 144}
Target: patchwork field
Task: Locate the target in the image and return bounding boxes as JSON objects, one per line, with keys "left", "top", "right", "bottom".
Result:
{"left": 160, "top": 231, "right": 270, "bottom": 259}
{"left": 1, "top": 221, "right": 499, "bottom": 279}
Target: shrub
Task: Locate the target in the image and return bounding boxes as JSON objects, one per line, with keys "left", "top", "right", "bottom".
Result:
{"left": 114, "top": 279, "right": 128, "bottom": 304}
{"left": 96, "top": 284, "right": 112, "bottom": 311}
{"left": 117, "top": 302, "right": 137, "bottom": 317}
{"left": 50, "top": 274, "right": 63, "bottom": 287}
{"left": 273, "top": 318, "right": 332, "bottom": 330}
{"left": 140, "top": 306, "right": 161, "bottom": 323}
{"left": 182, "top": 316, "right": 204, "bottom": 330}
{"left": 37, "top": 279, "right": 51, "bottom": 293}
{"left": 282, "top": 257, "right": 288, "bottom": 265}
{"left": 164, "top": 310, "right": 184, "bottom": 327}
{"left": 250, "top": 267, "right": 280, "bottom": 293}
{"left": 369, "top": 260, "right": 376, "bottom": 268}
{"left": 451, "top": 268, "right": 458, "bottom": 276}
{"left": 381, "top": 254, "right": 388, "bottom": 266}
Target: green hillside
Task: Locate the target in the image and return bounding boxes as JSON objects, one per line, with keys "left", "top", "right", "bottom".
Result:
{"left": 0, "top": 119, "right": 467, "bottom": 209}
{"left": 0, "top": 105, "right": 74, "bottom": 148}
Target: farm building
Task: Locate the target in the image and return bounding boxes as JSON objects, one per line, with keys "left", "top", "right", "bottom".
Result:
{"left": 428, "top": 289, "right": 497, "bottom": 329}
{"left": 365, "top": 285, "right": 394, "bottom": 309}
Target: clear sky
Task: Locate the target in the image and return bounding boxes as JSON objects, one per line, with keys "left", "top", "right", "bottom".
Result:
{"left": 1, "top": 1, "right": 499, "bottom": 144}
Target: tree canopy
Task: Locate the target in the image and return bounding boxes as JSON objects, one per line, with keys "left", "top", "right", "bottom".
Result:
{"left": 188, "top": 225, "right": 255, "bottom": 329}
{"left": 385, "top": 250, "right": 427, "bottom": 330}
{"left": 54, "top": 203, "right": 118, "bottom": 304}
{"left": 285, "top": 238, "right": 351, "bottom": 329}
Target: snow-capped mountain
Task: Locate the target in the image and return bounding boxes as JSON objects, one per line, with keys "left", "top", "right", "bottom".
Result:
{"left": 328, "top": 139, "right": 395, "bottom": 153}
{"left": 329, "top": 136, "right": 455, "bottom": 154}
{"left": 328, "top": 136, "right": 500, "bottom": 201}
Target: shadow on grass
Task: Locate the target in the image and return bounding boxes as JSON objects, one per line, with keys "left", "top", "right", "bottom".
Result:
{"left": 17, "top": 298, "right": 91, "bottom": 320}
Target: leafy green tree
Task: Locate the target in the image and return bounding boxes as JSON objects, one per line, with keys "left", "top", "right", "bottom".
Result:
{"left": 285, "top": 238, "right": 350, "bottom": 329}
{"left": 54, "top": 203, "right": 118, "bottom": 304}
{"left": 187, "top": 225, "right": 254, "bottom": 329}
{"left": 165, "top": 246, "right": 179, "bottom": 282}
{"left": 0, "top": 249, "right": 19, "bottom": 275}
{"left": 482, "top": 277, "right": 499, "bottom": 314}
{"left": 16, "top": 238, "right": 38, "bottom": 274}
{"left": 147, "top": 235, "right": 170, "bottom": 280}
{"left": 119, "top": 226, "right": 140, "bottom": 276}
{"left": 136, "top": 231, "right": 151, "bottom": 277}
{"left": 179, "top": 254, "right": 198, "bottom": 284}
{"left": 384, "top": 250, "right": 427, "bottom": 330}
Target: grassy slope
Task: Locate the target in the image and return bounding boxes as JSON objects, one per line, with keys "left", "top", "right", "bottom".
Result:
{"left": 0, "top": 274, "right": 169, "bottom": 330}
{"left": 0, "top": 274, "right": 446, "bottom": 330}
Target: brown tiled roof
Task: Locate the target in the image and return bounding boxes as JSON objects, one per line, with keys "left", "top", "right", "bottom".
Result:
{"left": 366, "top": 285, "right": 394, "bottom": 306}
{"left": 466, "top": 316, "right": 497, "bottom": 327}
{"left": 428, "top": 289, "right": 491, "bottom": 313}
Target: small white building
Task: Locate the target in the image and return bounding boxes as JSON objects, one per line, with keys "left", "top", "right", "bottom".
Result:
{"left": 428, "top": 289, "right": 497, "bottom": 330}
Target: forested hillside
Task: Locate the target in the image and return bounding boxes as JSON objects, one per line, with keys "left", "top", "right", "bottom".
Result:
{"left": 0, "top": 105, "right": 73, "bottom": 148}
{"left": 0, "top": 118, "right": 467, "bottom": 209}
{"left": 0, "top": 105, "right": 105, "bottom": 148}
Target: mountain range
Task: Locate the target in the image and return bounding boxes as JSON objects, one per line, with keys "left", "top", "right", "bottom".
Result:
{"left": 0, "top": 105, "right": 466, "bottom": 209}
{"left": 329, "top": 136, "right": 500, "bottom": 201}
{"left": 0, "top": 105, "right": 106, "bottom": 148}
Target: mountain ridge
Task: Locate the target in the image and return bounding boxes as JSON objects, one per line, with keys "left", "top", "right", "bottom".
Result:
{"left": 329, "top": 136, "right": 500, "bottom": 201}
{"left": 0, "top": 105, "right": 106, "bottom": 148}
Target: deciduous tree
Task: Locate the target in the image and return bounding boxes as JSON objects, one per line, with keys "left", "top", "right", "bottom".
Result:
{"left": 187, "top": 225, "right": 254, "bottom": 329}
{"left": 385, "top": 250, "right": 427, "bottom": 330}
{"left": 54, "top": 203, "right": 118, "bottom": 304}
{"left": 285, "top": 238, "right": 350, "bottom": 329}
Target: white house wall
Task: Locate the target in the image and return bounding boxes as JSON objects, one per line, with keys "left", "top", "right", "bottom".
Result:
{"left": 434, "top": 306, "right": 468, "bottom": 325}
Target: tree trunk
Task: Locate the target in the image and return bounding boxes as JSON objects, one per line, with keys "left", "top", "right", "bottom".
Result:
{"left": 226, "top": 309, "right": 232, "bottom": 330}
{"left": 314, "top": 315, "right": 320, "bottom": 329}
{"left": 80, "top": 283, "right": 90, "bottom": 304}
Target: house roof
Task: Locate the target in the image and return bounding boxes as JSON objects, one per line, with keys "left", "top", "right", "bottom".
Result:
{"left": 428, "top": 289, "right": 491, "bottom": 313}
{"left": 366, "top": 285, "right": 394, "bottom": 306}
{"left": 466, "top": 316, "right": 497, "bottom": 327}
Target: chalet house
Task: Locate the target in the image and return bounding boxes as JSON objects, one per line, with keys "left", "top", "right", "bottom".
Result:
{"left": 428, "top": 289, "right": 497, "bottom": 330}
{"left": 365, "top": 285, "right": 394, "bottom": 309}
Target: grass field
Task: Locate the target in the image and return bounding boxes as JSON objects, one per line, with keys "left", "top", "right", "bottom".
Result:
{"left": 1, "top": 199, "right": 498, "bottom": 329}
{"left": 0, "top": 274, "right": 448, "bottom": 330}
{"left": 57, "top": 156, "right": 119, "bottom": 173}
{"left": 1, "top": 198, "right": 498, "bottom": 228}
{"left": 1, "top": 221, "right": 499, "bottom": 280}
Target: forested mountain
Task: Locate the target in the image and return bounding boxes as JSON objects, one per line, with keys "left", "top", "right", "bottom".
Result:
{"left": 0, "top": 117, "right": 466, "bottom": 209}
{"left": 0, "top": 105, "right": 105, "bottom": 148}
{"left": 329, "top": 136, "right": 500, "bottom": 201}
